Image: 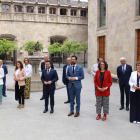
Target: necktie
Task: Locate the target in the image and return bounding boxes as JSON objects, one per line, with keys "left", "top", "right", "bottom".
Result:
{"left": 73, "top": 66, "right": 75, "bottom": 74}
{"left": 47, "top": 69, "right": 49, "bottom": 75}
{"left": 123, "top": 66, "right": 125, "bottom": 74}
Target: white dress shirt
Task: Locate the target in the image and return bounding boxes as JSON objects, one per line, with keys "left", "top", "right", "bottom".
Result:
{"left": 122, "top": 64, "right": 126, "bottom": 71}
{"left": 91, "top": 63, "right": 98, "bottom": 81}
{"left": 0, "top": 67, "right": 4, "bottom": 85}
{"left": 23, "top": 64, "right": 32, "bottom": 78}
{"left": 15, "top": 68, "right": 20, "bottom": 78}
{"left": 129, "top": 71, "right": 138, "bottom": 92}
{"left": 46, "top": 67, "right": 51, "bottom": 74}
{"left": 71, "top": 64, "right": 78, "bottom": 80}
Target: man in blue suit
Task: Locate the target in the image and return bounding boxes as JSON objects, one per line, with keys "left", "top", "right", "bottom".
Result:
{"left": 0, "top": 60, "right": 8, "bottom": 97}
{"left": 67, "top": 56, "right": 84, "bottom": 117}
{"left": 117, "top": 57, "right": 132, "bottom": 111}
{"left": 41, "top": 60, "right": 58, "bottom": 114}
{"left": 40, "top": 55, "right": 54, "bottom": 100}
{"left": 62, "top": 58, "right": 71, "bottom": 104}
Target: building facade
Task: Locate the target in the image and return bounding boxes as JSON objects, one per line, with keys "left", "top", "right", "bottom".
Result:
{"left": 0, "top": 0, "right": 88, "bottom": 65}
{"left": 88, "top": 0, "right": 140, "bottom": 76}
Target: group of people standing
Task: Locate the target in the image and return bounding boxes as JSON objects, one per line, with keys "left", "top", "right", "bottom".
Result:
{"left": 91, "top": 57, "right": 140, "bottom": 123}
{"left": 1, "top": 54, "right": 140, "bottom": 123}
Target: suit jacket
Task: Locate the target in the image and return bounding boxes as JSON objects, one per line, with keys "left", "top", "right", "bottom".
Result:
{"left": 94, "top": 70, "right": 112, "bottom": 96}
{"left": 117, "top": 64, "right": 132, "bottom": 87}
{"left": 41, "top": 61, "right": 54, "bottom": 71}
{"left": 41, "top": 68, "right": 58, "bottom": 91}
{"left": 62, "top": 64, "right": 69, "bottom": 85}
{"left": 2, "top": 64, "right": 8, "bottom": 77}
{"left": 67, "top": 64, "right": 84, "bottom": 89}
{"left": 13, "top": 68, "right": 27, "bottom": 86}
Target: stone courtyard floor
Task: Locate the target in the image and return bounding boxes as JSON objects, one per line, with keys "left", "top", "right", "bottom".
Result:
{"left": 0, "top": 65, "right": 140, "bottom": 140}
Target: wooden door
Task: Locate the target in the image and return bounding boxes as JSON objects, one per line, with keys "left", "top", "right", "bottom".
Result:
{"left": 99, "top": 36, "right": 105, "bottom": 60}
{"left": 137, "top": 30, "right": 140, "bottom": 61}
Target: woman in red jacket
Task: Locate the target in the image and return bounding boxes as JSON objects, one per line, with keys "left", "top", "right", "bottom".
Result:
{"left": 94, "top": 60, "right": 112, "bottom": 121}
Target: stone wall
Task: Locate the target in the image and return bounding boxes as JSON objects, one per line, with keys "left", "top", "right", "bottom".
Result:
{"left": 88, "top": 0, "right": 140, "bottom": 75}
{"left": 0, "top": 21, "right": 88, "bottom": 64}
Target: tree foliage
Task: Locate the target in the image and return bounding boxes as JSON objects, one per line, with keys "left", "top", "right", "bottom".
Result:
{"left": 48, "top": 42, "right": 62, "bottom": 54}
{"left": 0, "top": 39, "right": 18, "bottom": 55}
{"left": 61, "top": 41, "right": 80, "bottom": 56}
{"left": 80, "top": 41, "right": 88, "bottom": 52}
{"left": 23, "top": 41, "right": 43, "bottom": 53}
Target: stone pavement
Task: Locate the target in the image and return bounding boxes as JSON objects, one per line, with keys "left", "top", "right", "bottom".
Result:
{"left": 0, "top": 65, "right": 139, "bottom": 140}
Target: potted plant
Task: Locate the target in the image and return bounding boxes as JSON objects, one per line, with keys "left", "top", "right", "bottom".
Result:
{"left": 23, "top": 41, "right": 43, "bottom": 55}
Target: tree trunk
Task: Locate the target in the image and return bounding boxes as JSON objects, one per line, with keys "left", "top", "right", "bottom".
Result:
{"left": 4, "top": 54, "right": 6, "bottom": 65}
{"left": 84, "top": 51, "right": 86, "bottom": 67}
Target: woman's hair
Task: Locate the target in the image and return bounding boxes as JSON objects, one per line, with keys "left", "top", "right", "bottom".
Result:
{"left": 136, "top": 61, "right": 140, "bottom": 66}
{"left": 98, "top": 60, "right": 108, "bottom": 70}
{"left": 15, "top": 61, "right": 23, "bottom": 71}
{"left": 24, "top": 58, "right": 30, "bottom": 64}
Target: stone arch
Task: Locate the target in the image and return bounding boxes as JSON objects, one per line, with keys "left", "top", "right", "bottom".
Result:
{"left": 0, "top": 34, "right": 17, "bottom": 65}
{"left": 49, "top": 35, "right": 67, "bottom": 63}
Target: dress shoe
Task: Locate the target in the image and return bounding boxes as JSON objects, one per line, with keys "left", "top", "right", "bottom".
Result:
{"left": 19, "top": 105, "right": 24, "bottom": 109}
{"left": 43, "top": 109, "right": 48, "bottom": 113}
{"left": 126, "top": 106, "right": 129, "bottom": 111}
{"left": 40, "top": 96, "right": 44, "bottom": 100}
{"left": 133, "top": 121, "right": 137, "bottom": 124}
{"left": 119, "top": 106, "right": 124, "bottom": 110}
{"left": 64, "top": 100, "right": 70, "bottom": 104}
{"left": 102, "top": 114, "right": 107, "bottom": 121}
{"left": 74, "top": 113, "right": 80, "bottom": 117}
{"left": 96, "top": 114, "right": 101, "bottom": 120}
{"left": 68, "top": 112, "right": 74, "bottom": 116}
{"left": 3, "top": 94, "right": 7, "bottom": 97}
{"left": 50, "top": 110, "right": 54, "bottom": 114}
{"left": 17, "top": 104, "right": 21, "bottom": 108}
{"left": 137, "top": 121, "right": 140, "bottom": 124}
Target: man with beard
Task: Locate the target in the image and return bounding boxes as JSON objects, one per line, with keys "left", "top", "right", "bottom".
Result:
{"left": 41, "top": 60, "right": 58, "bottom": 114}
{"left": 67, "top": 56, "right": 84, "bottom": 117}
{"left": 40, "top": 55, "right": 54, "bottom": 100}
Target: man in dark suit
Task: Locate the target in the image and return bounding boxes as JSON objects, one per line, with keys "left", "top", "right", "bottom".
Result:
{"left": 41, "top": 60, "right": 58, "bottom": 114}
{"left": 62, "top": 58, "right": 71, "bottom": 104}
{"left": 117, "top": 57, "right": 132, "bottom": 111}
{"left": 67, "top": 56, "right": 84, "bottom": 117}
{"left": 40, "top": 55, "right": 54, "bottom": 100}
{"left": 0, "top": 60, "right": 8, "bottom": 97}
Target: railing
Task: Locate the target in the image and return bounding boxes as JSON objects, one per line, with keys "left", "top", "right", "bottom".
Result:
{"left": 0, "top": 12, "right": 88, "bottom": 24}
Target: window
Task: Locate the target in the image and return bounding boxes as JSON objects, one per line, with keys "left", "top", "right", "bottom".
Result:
{"left": 137, "top": 30, "right": 140, "bottom": 61}
{"left": 38, "top": 7, "right": 45, "bottom": 14}
{"left": 99, "top": 36, "right": 105, "bottom": 60}
{"left": 100, "top": 0, "right": 106, "bottom": 27}
{"left": 27, "top": 6, "right": 34, "bottom": 13}
{"left": 60, "top": 9, "right": 67, "bottom": 15}
{"left": 49, "top": 8, "right": 56, "bottom": 14}
{"left": 2, "top": 5, "right": 10, "bottom": 12}
{"left": 81, "top": 10, "right": 86, "bottom": 17}
{"left": 71, "top": 9, "right": 77, "bottom": 16}
{"left": 15, "top": 5, "right": 22, "bottom": 12}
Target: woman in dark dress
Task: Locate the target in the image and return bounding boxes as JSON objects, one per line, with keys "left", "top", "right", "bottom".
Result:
{"left": 129, "top": 61, "right": 140, "bottom": 124}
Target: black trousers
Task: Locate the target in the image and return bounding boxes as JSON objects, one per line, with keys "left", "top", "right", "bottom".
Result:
{"left": 130, "top": 91, "right": 140, "bottom": 122}
{"left": 15, "top": 82, "right": 25, "bottom": 105}
{"left": 44, "top": 86, "right": 54, "bottom": 110}
{"left": 119, "top": 85, "right": 130, "bottom": 107}
{"left": 66, "top": 80, "right": 70, "bottom": 101}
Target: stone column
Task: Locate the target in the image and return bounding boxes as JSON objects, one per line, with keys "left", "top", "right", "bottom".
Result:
{"left": 35, "top": 2, "right": 38, "bottom": 21}
{"left": 67, "top": 8, "right": 70, "bottom": 23}
{"left": 23, "top": 3, "right": 26, "bottom": 21}
{"left": 0, "top": 2, "right": 2, "bottom": 12}
{"left": 57, "top": 6, "right": 60, "bottom": 22}
{"left": 11, "top": 2, "right": 14, "bottom": 20}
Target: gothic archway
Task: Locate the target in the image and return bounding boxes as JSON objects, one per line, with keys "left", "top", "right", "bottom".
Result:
{"left": 49, "top": 35, "right": 67, "bottom": 64}
{"left": 0, "top": 34, "right": 17, "bottom": 65}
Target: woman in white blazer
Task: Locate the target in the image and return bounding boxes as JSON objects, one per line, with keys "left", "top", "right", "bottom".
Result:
{"left": 129, "top": 61, "right": 140, "bottom": 124}
{"left": 0, "top": 60, "right": 4, "bottom": 105}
